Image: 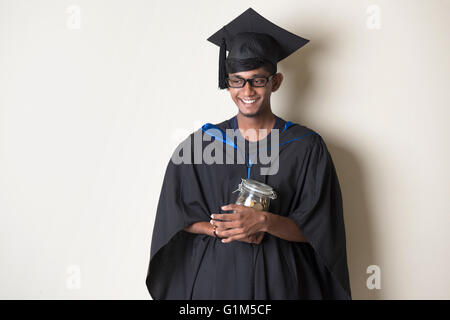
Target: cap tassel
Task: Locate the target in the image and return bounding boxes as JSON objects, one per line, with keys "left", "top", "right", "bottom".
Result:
{"left": 218, "top": 38, "right": 227, "bottom": 89}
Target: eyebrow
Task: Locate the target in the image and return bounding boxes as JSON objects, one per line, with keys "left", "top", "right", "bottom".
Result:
{"left": 229, "top": 73, "right": 268, "bottom": 78}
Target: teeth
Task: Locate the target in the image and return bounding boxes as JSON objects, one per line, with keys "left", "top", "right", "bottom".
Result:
{"left": 242, "top": 98, "right": 256, "bottom": 104}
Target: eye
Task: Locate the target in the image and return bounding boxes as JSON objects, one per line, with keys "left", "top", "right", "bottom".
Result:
{"left": 230, "top": 79, "right": 243, "bottom": 84}
{"left": 253, "top": 78, "right": 266, "bottom": 85}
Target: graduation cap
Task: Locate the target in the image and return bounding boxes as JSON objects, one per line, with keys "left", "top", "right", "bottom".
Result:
{"left": 207, "top": 8, "right": 310, "bottom": 89}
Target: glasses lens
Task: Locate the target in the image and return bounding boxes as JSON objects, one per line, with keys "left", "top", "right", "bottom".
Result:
{"left": 251, "top": 78, "right": 268, "bottom": 87}
{"left": 227, "top": 78, "right": 245, "bottom": 88}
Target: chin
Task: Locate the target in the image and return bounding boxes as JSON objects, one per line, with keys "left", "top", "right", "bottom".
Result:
{"left": 239, "top": 109, "right": 262, "bottom": 118}
{"left": 243, "top": 112, "right": 258, "bottom": 118}
{"left": 236, "top": 103, "right": 258, "bottom": 117}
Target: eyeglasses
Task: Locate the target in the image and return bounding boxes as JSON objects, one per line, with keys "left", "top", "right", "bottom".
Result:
{"left": 226, "top": 74, "right": 275, "bottom": 88}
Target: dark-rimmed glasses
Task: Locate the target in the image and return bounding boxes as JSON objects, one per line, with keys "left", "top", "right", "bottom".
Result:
{"left": 226, "top": 74, "right": 275, "bottom": 88}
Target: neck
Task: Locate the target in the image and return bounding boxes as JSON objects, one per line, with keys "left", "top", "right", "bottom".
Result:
{"left": 236, "top": 109, "right": 276, "bottom": 142}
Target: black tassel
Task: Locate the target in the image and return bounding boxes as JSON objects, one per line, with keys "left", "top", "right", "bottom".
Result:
{"left": 218, "top": 37, "right": 227, "bottom": 89}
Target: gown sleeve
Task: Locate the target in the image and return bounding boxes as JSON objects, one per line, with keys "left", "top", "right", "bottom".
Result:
{"left": 288, "top": 134, "right": 352, "bottom": 299}
{"left": 145, "top": 136, "right": 212, "bottom": 299}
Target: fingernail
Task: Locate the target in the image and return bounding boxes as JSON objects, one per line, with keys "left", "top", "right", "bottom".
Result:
{"left": 211, "top": 214, "right": 215, "bottom": 219}
{"left": 221, "top": 239, "right": 225, "bottom": 243}
{"left": 221, "top": 205, "right": 226, "bottom": 209}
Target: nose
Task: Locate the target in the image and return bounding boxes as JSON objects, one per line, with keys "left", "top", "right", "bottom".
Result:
{"left": 241, "top": 80, "right": 256, "bottom": 95}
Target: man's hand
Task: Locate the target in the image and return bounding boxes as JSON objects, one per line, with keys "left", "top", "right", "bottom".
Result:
{"left": 211, "top": 204, "right": 268, "bottom": 244}
{"left": 244, "top": 231, "right": 265, "bottom": 244}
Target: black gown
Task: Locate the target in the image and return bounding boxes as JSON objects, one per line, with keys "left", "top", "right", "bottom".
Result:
{"left": 146, "top": 115, "right": 352, "bottom": 300}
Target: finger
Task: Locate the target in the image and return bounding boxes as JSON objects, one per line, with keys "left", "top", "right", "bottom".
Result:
{"left": 221, "top": 204, "right": 244, "bottom": 213}
{"left": 220, "top": 232, "right": 247, "bottom": 243}
{"left": 216, "top": 227, "right": 245, "bottom": 239}
{"left": 215, "top": 226, "right": 229, "bottom": 232}
{"left": 210, "top": 219, "right": 239, "bottom": 229}
{"left": 211, "top": 213, "right": 238, "bottom": 221}
{"left": 213, "top": 226, "right": 231, "bottom": 237}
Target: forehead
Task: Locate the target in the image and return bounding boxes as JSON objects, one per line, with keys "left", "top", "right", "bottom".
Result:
{"left": 228, "top": 67, "right": 271, "bottom": 78}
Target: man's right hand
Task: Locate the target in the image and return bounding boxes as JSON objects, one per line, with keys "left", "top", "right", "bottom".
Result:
{"left": 215, "top": 227, "right": 265, "bottom": 244}
{"left": 242, "top": 231, "right": 265, "bottom": 244}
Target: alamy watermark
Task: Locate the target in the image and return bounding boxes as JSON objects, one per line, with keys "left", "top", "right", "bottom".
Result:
{"left": 366, "top": 5, "right": 381, "bottom": 30}
{"left": 366, "top": 265, "right": 381, "bottom": 290}
{"left": 66, "top": 5, "right": 81, "bottom": 30}
{"left": 66, "top": 265, "right": 81, "bottom": 290}
{"left": 171, "top": 128, "right": 280, "bottom": 176}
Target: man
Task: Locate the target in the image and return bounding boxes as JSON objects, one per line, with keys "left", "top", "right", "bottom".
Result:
{"left": 146, "top": 8, "right": 351, "bottom": 300}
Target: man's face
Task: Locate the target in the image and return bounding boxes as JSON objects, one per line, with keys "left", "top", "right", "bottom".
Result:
{"left": 227, "top": 66, "right": 282, "bottom": 118}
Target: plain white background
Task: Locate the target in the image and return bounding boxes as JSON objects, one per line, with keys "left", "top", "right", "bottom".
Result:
{"left": 0, "top": 0, "right": 449, "bottom": 299}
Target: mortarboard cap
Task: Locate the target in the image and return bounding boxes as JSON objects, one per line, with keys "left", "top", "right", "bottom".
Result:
{"left": 207, "top": 8, "right": 309, "bottom": 89}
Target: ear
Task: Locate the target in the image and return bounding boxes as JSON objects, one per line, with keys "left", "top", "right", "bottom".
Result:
{"left": 271, "top": 73, "right": 283, "bottom": 92}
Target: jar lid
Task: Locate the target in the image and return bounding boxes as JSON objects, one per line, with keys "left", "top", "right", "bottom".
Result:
{"left": 234, "top": 178, "right": 277, "bottom": 199}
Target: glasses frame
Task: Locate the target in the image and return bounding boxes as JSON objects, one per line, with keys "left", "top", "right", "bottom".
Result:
{"left": 226, "top": 73, "right": 275, "bottom": 88}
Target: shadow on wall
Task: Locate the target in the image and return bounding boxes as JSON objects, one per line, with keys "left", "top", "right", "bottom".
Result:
{"left": 280, "top": 32, "right": 382, "bottom": 300}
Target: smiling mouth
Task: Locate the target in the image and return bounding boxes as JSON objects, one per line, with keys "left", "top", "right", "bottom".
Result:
{"left": 239, "top": 98, "right": 259, "bottom": 105}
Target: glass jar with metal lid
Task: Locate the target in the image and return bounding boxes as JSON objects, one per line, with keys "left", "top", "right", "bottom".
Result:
{"left": 233, "top": 178, "right": 277, "bottom": 211}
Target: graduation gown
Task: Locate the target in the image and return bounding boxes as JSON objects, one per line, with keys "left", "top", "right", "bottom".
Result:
{"left": 146, "top": 115, "right": 351, "bottom": 300}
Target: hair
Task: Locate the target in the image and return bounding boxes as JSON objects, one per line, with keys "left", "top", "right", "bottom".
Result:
{"left": 225, "top": 58, "right": 277, "bottom": 76}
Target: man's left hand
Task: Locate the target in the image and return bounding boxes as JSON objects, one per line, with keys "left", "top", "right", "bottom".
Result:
{"left": 210, "top": 204, "right": 269, "bottom": 243}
